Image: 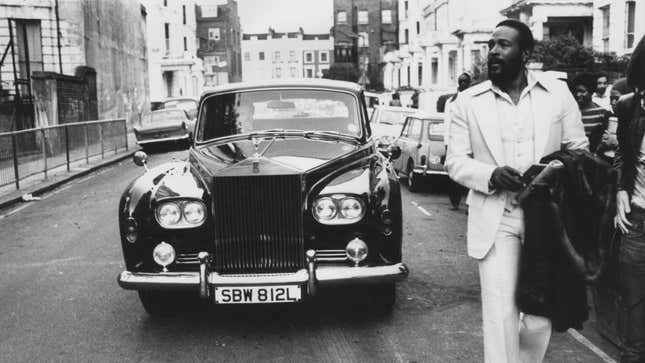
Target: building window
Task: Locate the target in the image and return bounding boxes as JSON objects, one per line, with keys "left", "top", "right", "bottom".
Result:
{"left": 431, "top": 58, "right": 438, "bottom": 84}
{"left": 202, "top": 5, "right": 218, "bottom": 18}
{"left": 182, "top": 5, "right": 186, "bottom": 24}
{"left": 404, "top": 1, "right": 408, "bottom": 19}
{"left": 358, "top": 10, "right": 368, "bottom": 24}
{"left": 416, "top": 21, "right": 420, "bottom": 35}
{"left": 404, "top": 29, "right": 409, "bottom": 44}
{"left": 274, "top": 51, "right": 281, "bottom": 61}
{"left": 601, "top": 5, "right": 610, "bottom": 52}
{"left": 382, "top": 10, "right": 392, "bottom": 24}
{"left": 163, "top": 0, "right": 167, "bottom": 6}
{"left": 290, "top": 67, "right": 297, "bottom": 77}
{"left": 289, "top": 50, "right": 296, "bottom": 61}
{"left": 358, "top": 32, "right": 369, "bottom": 47}
{"left": 306, "top": 68, "right": 313, "bottom": 78}
{"left": 305, "top": 51, "right": 313, "bottom": 63}
{"left": 164, "top": 23, "right": 170, "bottom": 54}
{"left": 212, "top": 65, "right": 217, "bottom": 73}
{"left": 337, "top": 11, "right": 347, "bottom": 24}
{"left": 471, "top": 49, "right": 482, "bottom": 66}
{"left": 183, "top": 36, "right": 187, "bottom": 51}
{"left": 275, "top": 67, "right": 282, "bottom": 78}
{"left": 208, "top": 28, "right": 220, "bottom": 41}
{"left": 626, "top": 1, "right": 636, "bottom": 49}
{"left": 448, "top": 50, "right": 458, "bottom": 82}
{"left": 259, "top": 51, "right": 265, "bottom": 60}
{"left": 319, "top": 51, "right": 329, "bottom": 63}
{"left": 244, "top": 52, "right": 250, "bottom": 61}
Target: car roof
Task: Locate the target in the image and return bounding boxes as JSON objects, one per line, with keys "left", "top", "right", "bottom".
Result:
{"left": 406, "top": 111, "right": 444, "bottom": 121}
{"left": 148, "top": 108, "right": 186, "bottom": 114}
{"left": 163, "top": 97, "right": 198, "bottom": 103}
{"left": 200, "top": 79, "right": 363, "bottom": 98}
{"left": 374, "top": 105, "right": 418, "bottom": 112}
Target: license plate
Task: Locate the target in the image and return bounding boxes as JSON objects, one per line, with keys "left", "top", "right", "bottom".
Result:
{"left": 214, "top": 285, "right": 302, "bottom": 304}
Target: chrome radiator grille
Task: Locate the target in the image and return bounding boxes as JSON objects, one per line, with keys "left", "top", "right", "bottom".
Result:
{"left": 212, "top": 175, "right": 305, "bottom": 273}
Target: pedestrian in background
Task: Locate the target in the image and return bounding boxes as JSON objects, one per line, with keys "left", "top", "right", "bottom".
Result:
{"left": 613, "top": 34, "right": 645, "bottom": 363}
{"left": 443, "top": 72, "right": 472, "bottom": 209}
{"left": 570, "top": 72, "right": 611, "bottom": 152}
{"left": 593, "top": 72, "right": 613, "bottom": 112}
{"left": 445, "top": 19, "right": 588, "bottom": 363}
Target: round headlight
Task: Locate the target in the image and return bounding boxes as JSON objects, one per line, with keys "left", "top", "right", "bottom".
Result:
{"left": 153, "top": 242, "right": 176, "bottom": 271}
{"left": 340, "top": 198, "right": 364, "bottom": 220}
{"left": 183, "top": 201, "right": 206, "bottom": 224}
{"left": 313, "top": 197, "right": 337, "bottom": 220}
{"left": 345, "top": 237, "right": 368, "bottom": 266}
{"left": 157, "top": 202, "right": 181, "bottom": 227}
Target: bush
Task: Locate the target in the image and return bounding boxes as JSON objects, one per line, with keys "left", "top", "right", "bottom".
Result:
{"left": 531, "top": 35, "right": 595, "bottom": 71}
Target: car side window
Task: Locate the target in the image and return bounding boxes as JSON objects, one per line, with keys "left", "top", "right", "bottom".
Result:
{"left": 409, "top": 118, "right": 422, "bottom": 140}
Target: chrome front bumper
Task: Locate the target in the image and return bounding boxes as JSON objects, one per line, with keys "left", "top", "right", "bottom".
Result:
{"left": 117, "top": 250, "right": 409, "bottom": 299}
{"left": 414, "top": 165, "right": 447, "bottom": 176}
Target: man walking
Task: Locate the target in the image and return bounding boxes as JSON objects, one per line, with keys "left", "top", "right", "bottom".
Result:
{"left": 445, "top": 19, "right": 588, "bottom": 362}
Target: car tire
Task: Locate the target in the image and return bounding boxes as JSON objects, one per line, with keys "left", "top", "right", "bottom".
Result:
{"left": 138, "top": 290, "right": 199, "bottom": 316}
{"left": 407, "top": 161, "right": 419, "bottom": 193}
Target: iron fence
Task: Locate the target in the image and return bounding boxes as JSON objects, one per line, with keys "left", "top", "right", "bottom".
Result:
{"left": 0, "top": 119, "right": 128, "bottom": 189}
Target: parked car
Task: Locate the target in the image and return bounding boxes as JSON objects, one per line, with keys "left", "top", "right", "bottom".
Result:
{"left": 369, "top": 105, "right": 417, "bottom": 151}
{"left": 117, "top": 79, "right": 409, "bottom": 315}
{"left": 364, "top": 91, "right": 392, "bottom": 117}
{"left": 392, "top": 112, "right": 447, "bottom": 192}
{"left": 162, "top": 97, "right": 198, "bottom": 121}
{"left": 134, "top": 109, "right": 193, "bottom": 148}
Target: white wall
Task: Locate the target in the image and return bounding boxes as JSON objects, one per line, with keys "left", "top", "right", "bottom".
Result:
{"left": 593, "top": 0, "right": 645, "bottom": 55}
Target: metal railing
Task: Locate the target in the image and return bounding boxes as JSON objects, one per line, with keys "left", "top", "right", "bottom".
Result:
{"left": 0, "top": 118, "right": 128, "bottom": 189}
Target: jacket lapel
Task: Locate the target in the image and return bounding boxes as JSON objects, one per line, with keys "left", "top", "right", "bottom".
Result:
{"left": 531, "top": 86, "right": 550, "bottom": 160}
{"left": 472, "top": 91, "right": 504, "bottom": 165}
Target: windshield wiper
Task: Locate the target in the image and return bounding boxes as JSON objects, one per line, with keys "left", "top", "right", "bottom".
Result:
{"left": 303, "top": 130, "right": 360, "bottom": 143}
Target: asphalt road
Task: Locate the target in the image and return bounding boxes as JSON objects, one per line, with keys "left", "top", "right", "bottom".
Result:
{"left": 0, "top": 149, "right": 621, "bottom": 362}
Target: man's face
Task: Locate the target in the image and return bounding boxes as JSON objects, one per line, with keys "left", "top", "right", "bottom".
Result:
{"left": 596, "top": 76, "right": 608, "bottom": 95}
{"left": 487, "top": 26, "right": 525, "bottom": 85}
{"left": 574, "top": 84, "right": 592, "bottom": 108}
{"left": 457, "top": 75, "right": 471, "bottom": 91}
{"left": 610, "top": 89, "right": 622, "bottom": 111}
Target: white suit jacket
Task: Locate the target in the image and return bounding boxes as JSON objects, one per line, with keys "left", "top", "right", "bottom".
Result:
{"left": 445, "top": 72, "right": 589, "bottom": 259}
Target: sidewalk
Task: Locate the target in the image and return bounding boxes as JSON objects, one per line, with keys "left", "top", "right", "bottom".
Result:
{"left": 0, "top": 134, "right": 138, "bottom": 210}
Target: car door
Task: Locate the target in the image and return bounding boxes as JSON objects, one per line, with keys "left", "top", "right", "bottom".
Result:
{"left": 407, "top": 118, "right": 423, "bottom": 169}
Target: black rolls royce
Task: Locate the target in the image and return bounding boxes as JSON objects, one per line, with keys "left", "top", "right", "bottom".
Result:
{"left": 117, "top": 79, "right": 408, "bottom": 315}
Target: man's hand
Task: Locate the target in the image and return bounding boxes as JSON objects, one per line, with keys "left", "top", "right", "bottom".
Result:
{"left": 490, "top": 166, "right": 524, "bottom": 192}
{"left": 601, "top": 130, "right": 618, "bottom": 147}
{"left": 615, "top": 190, "right": 632, "bottom": 234}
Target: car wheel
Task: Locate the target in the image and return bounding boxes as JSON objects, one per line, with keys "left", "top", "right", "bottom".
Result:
{"left": 407, "top": 162, "right": 419, "bottom": 192}
{"left": 138, "top": 290, "right": 199, "bottom": 316}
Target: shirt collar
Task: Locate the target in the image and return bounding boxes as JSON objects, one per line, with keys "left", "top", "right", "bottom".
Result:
{"left": 489, "top": 70, "right": 542, "bottom": 103}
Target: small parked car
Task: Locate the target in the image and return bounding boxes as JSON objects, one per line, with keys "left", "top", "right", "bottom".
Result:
{"left": 134, "top": 109, "right": 193, "bottom": 148}
{"left": 392, "top": 112, "right": 447, "bottom": 192}
{"left": 117, "top": 79, "right": 409, "bottom": 315}
{"left": 162, "top": 97, "right": 198, "bottom": 121}
{"left": 369, "top": 105, "right": 417, "bottom": 151}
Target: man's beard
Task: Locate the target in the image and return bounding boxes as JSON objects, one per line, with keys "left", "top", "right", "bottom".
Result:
{"left": 488, "top": 57, "right": 522, "bottom": 85}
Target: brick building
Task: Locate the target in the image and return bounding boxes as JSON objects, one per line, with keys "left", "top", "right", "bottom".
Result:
{"left": 241, "top": 28, "right": 332, "bottom": 83}
{"left": 0, "top": 0, "right": 149, "bottom": 130}
{"left": 196, "top": 0, "right": 241, "bottom": 87}
{"left": 331, "top": 0, "right": 399, "bottom": 89}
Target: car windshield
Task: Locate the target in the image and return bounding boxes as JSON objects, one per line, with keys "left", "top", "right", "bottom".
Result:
{"left": 378, "top": 110, "right": 415, "bottom": 125}
{"left": 142, "top": 110, "right": 186, "bottom": 124}
{"left": 196, "top": 89, "right": 361, "bottom": 142}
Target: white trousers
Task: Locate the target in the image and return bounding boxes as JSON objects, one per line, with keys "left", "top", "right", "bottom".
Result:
{"left": 478, "top": 206, "right": 552, "bottom": 363}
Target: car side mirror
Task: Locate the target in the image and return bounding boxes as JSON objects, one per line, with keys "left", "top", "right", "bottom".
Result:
{"left": 387, "top": 145, "right": 401, "bottom": 160}
{"left": 133, "top": 151, "right": 148, "bottom": 170}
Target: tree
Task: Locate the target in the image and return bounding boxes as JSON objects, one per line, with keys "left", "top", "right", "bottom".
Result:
{"left": 531, "top": 35, "right": 595, "bottom": 72}
{"left": 323, "top": 63, "right": 359, "bottom": 83}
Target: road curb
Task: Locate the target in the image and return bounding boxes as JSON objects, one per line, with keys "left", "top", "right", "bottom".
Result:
{"left": 0, "top": 151, "right": 135, "bottom": 210}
